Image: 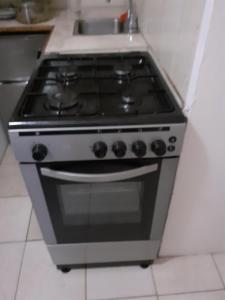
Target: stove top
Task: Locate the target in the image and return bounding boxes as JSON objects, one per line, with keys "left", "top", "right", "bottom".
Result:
{"left": 9, "top": 52, "right": 186, "bottom": 129}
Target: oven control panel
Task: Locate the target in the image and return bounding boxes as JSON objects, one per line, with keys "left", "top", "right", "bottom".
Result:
{"left": 10, "top": 124, "right": 186, "bottom": 162}
{"left": 30, "top": 138, "right": 174, "bottom": 162}
{"left": 30, "top": 137, "right": 178, "bottom": 161}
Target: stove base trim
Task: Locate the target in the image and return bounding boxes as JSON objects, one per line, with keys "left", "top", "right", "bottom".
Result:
{"left": 56, "top": 260, "right": 154, "bottom": 270}
{"left": 48, "top": 240, "right": 160, "bottom": 265}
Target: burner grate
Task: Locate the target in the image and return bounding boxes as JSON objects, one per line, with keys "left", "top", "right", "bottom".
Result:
{"left": 18, "top": 53, "right": 175, "bottom": 120}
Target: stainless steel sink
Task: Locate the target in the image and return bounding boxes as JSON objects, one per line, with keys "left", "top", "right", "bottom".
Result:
{"left": 74, "top": 18, "right": 138, "bottom": 36}
{"left": 74, "top": 18, "right": 122, "bottom": 36}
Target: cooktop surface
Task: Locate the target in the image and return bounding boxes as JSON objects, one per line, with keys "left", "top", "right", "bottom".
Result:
{"left": 10, "top": 52, "right": 186, "bottom": 128}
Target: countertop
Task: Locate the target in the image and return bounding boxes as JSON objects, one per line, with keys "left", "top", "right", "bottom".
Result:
{"left": 0, "top": 17, "right": 55, "bottom": 33}
{"left": 46, "top": 8, "right": 147, "bottom": 54}
{"left": 0, "top": 7, "right": 147, "bottom": 54}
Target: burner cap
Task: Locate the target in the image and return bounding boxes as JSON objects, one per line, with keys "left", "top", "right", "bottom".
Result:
{"left": 122, "top": 89, "right": 136, "bottom": 105}
{"left": 122, "top": 94, "right": 136, "bottom": 105}
{"left": 47, "top": 89, "right": 79, "bottom": 111}
{"left": 120, "top": 102, "right": 137, "bottom": 114}
{"left": 119, "top": 87, "right": 140, "bottom": 114}
{"left": 57, "top": 67, "right": 78, "bottom": 85}
{"left": 114, "top": 63, "right": 132, "bottom": 77}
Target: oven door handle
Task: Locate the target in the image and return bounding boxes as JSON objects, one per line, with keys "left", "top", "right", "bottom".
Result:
{"left": 40, "top": 164, "right": 158, "bottom": 183}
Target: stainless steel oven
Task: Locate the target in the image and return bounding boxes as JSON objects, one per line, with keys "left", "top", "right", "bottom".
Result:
{"left": 20, "top": 155, "right": 178, "bottom": 267}
{"left": 9, "top": 52, "right": 187, "bottom": 271}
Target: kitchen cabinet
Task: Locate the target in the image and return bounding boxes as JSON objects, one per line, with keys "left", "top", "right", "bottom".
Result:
{"left": 0, "top": 33, "right": 48, "bottom": 142}
{"left": 0, "top": 120, "right": 7, "bottom": 163}
{"left": 0, "top": 82, "right": 26, "bottom": 133}
{"left": 0, "top": 33, "right": 47, "bottom": 81}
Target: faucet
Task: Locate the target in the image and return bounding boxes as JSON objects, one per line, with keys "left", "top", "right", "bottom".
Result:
{"left": 105, "top": 0, "right": 138, "bottom": 34}
{"left": 127, "top": 0, "right": 138, "bottom": 34}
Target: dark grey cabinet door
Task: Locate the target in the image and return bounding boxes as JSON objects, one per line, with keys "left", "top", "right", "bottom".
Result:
{"left": 0, "top": 120, "right": 7, "bottom": 161}
{"left": 0, "top": 33, "right": 47, "bottom": 81}
{"left": 0, "top": 83, "right": 26, "bottom": 136}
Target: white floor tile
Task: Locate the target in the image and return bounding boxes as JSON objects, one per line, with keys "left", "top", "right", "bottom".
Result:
{"left": 152, "top": 255, "right": 223, "bottom": 295}
{"left": 0, "top": 243, "right": 24, "bottom": 300}
{"left": 0, "top": 163, "right": 28, "bottom": 197}
{"left": 27, "top": 210, "right": 43, "bottom": 241}
{"left": 117, "top": 298, "right": 157, "bottom": 300}
{"left": 87, "top": 265, "right": 156, "bottom": 300}
{"left": 159, "top": 290, "right": 225, "bottom": 300}
{"left": 16, "top": 241, "right": 85, "bottom": 300}
{"left": 213, "top": 253, "right": 225, "bottom": 286}
{"left": 1, "top": 146, "right": 17, "bottom": 165}
{"left": 0, "top": 197, "right": 31, "bottom": 242}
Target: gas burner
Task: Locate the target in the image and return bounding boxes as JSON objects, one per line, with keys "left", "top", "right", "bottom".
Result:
{"left": 122, "top": 93, "right": 136, "bottom": 105}
{"left": 121, "top": 86, "right": 137, "bottom": 104}
{"left": 119, "top": 91, "right": 138, "bottom": 114}
{"left": 57, "top": 67, "right": 78, "bottom": 86}
{"left": 120, "top": 102, "right": 137, "bottom": 114}
{"left": 114, "top": 63, "right": 132, "bottom": 84}
{"left": 46, "top": 89, "right": 79, "bottom": 111}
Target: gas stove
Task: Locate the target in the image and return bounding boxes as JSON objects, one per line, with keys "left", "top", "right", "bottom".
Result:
{"left": 8, "top": 52, "right": 187, "bottom": 270}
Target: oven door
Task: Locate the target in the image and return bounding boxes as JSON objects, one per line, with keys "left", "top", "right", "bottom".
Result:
{"left": 36, "top": 159, "right": 162, "bottom": 244}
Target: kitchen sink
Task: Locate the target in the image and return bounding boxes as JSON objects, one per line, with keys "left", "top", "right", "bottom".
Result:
{"left": 74, "top": 18, "right": 137, "bottom": 36}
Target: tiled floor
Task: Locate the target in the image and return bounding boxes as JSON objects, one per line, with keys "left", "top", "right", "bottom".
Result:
{"left": 1, "top": 146, "right": 225, "bottom": 300}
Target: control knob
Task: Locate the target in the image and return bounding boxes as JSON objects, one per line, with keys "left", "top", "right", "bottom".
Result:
{"left": 32, "top": 144, "right": 48, "bottom": 162}
{"left": 93, "top": 142, "right": 108, "bottom": 159}
{"left": 132, "top": 141, "right": 147, "bottom": 158}
{"left": 151, "top": 140, "right": 166, "bottom": 156}
{"left": 112, "top": 141, "right": 127, "bottom": 158}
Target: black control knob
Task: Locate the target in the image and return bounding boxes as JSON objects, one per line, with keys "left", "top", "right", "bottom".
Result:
{"left": 32, "top": 144, "right": 48, "bottom": 161}
{"left": 112, "top": 141, "right": 127, "bottom": 158}
{"left": 93, "top": 142, "right": 108, "bottom": 159}
{"left": 151, "top": 140, "right": 167, "bottom": 156}
{"left": 132, "top": 141, "right": 147, "bottom": 158}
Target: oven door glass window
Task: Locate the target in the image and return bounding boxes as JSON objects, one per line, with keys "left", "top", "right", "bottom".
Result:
{"left": 39, "top": 159, "right": 161, "bottom": 244}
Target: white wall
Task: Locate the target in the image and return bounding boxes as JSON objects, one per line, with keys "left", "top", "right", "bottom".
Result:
{"left": 53, "top": 0, "right": 141, "bottom": 11}
{"left": 139, "top": 0, "right": 206, "bottom": 103}
{"left": 81, "top": 0, "right": 126, "bottom": 6}
{"left": 53, "top": 0, "right": 127, "bottom": 9}
{"left": 160, "top": 0, "right": 225, "bottom": 256}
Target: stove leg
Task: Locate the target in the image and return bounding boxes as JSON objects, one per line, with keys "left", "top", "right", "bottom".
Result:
{"left": 140, "top": 260, "right": 153, "bottom": 269}
{"left": 57, "top": 265, "right": 71, "bottom": 273}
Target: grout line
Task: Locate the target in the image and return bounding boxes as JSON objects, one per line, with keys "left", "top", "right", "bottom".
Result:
{"left": 96, "top": 295, "right": 157, "bottom": 300}
{"left": 0, "top": 146, "right": 9, "bottom": 167}
{"left": 26, "top": 238, "right": 43, "bottom": 242}
{"left": 151, "top": 265, "right": 159, "bottom": 297}
{"left": 0, "top": 240, "right": 26, "bottom": 245}
{"left": 25, "top": 207, "right": 33, "bottom": 242}
{"left": 211, "top": 254, "right": 225, "bottom": 288}
{"left": 25, "top": 239, "right": 43, "bottom": 244}
{"left": 157, "top": 288, "right": 225, "bottom": 297}
{"left": 85, "top": 267, "right": 87, "bottom": 300}
{"left": 12, "top": 205, "right": 32, "bottom": 300}
{"left": 13, "top": 242, "right": 27, "bottom": 300}
{"left": 0, "top": 195, "right": 29, "bottom": 200}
